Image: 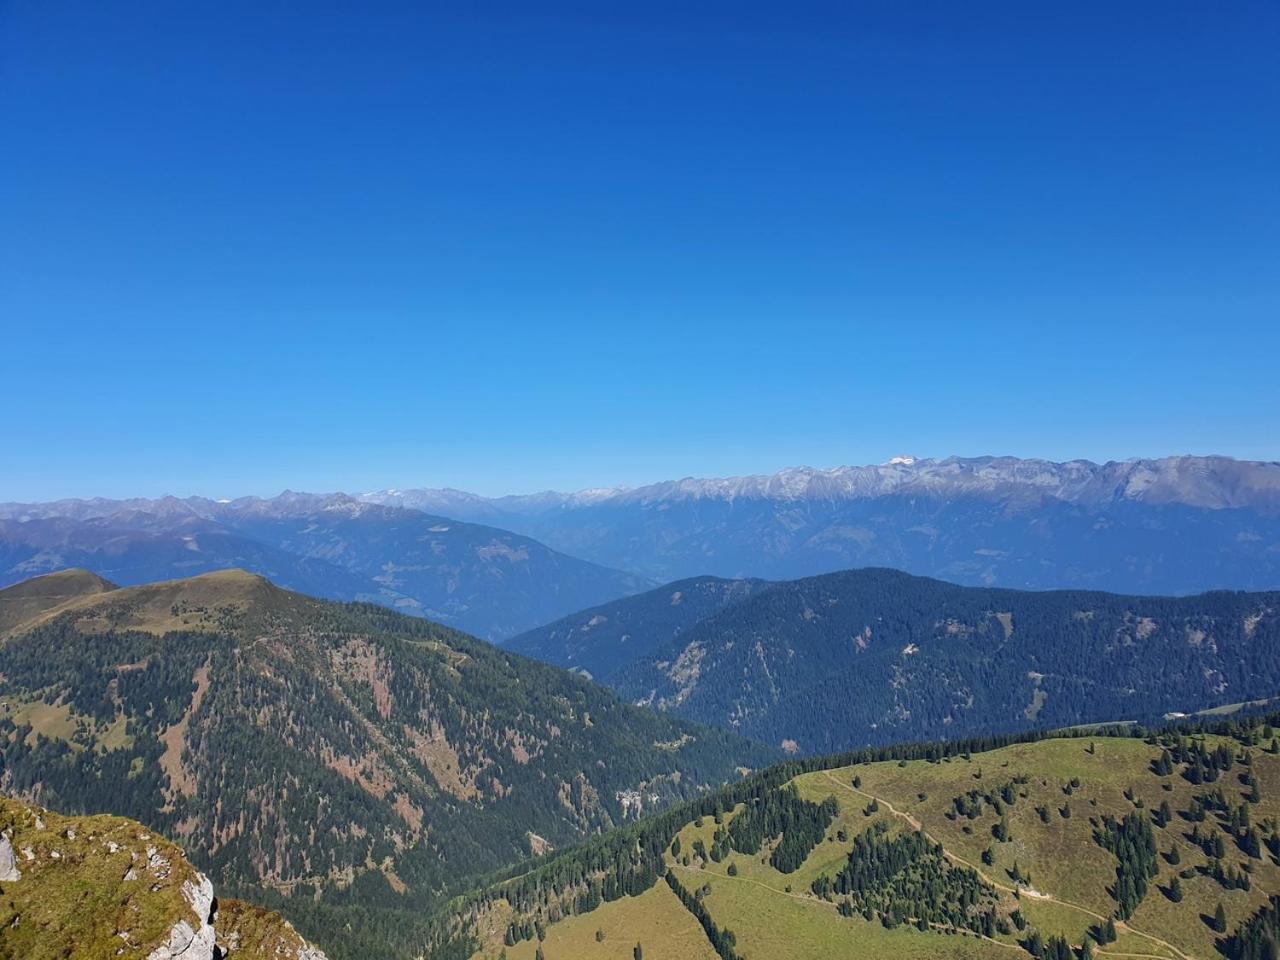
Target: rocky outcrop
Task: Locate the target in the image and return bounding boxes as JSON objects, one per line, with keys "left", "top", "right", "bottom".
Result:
{"left": 216, "top": 897, "right": 329, "bottom": 960}
{"left": 146, "top": 875, "right": 216, "bottom": 960}
{"left": 0, "top": 830, "right": 20, "bottom": 881}
{"left": 0, "top": 795, "right": 326, "bottom": 960}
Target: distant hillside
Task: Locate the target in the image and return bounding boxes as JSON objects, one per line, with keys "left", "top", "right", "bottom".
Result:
{"left": 0, "top": 570, "right": 774, "bottom": 956}
{"left": 430, "top": 714, "right": 1280, "bottom": 960}
{"left": 506, "top": 576, "right": 769, "bottom": 681}
{"left": 366, "top": 455, "right": 1280, "bottom": 594}
{"left": 0, "top": 493, "right": 650, "bottom": 640}
{"left": 0, "top": 793, "right": 325, "bottom": 960}
{"left": 514, "top": 567, "right": 1280, "bottom": 756}
{"left": 0, "top": 567, "right": 117, "bottom": 634}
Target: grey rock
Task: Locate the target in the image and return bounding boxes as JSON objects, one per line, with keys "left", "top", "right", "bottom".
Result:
{"left": 0, "top": 832, "right": 21, "bottom": 881}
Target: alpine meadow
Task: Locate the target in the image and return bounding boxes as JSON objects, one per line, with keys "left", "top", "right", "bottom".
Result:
{"left": 2, "top": 3, "right": 1277, "bottom": 959}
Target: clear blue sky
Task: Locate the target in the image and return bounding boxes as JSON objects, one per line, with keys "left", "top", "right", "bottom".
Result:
{"left": 2, "top": 1, "right": 1277, "bottom": 501}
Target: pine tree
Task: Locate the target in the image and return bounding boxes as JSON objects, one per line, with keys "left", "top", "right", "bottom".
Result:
{"left": 1099, "top": 917, "right": 1117, "bottom": 944}
{"left": 1027, "top": 930, "right": 1045, "bottom": 958}
{"left": 1214, "top": 902, "right": 1227, "bottom": 934}
{"left": 1243, "top": 827, "right": 1262, "bottom": 859}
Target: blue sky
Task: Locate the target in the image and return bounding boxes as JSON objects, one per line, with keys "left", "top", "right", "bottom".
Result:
{"left": 2, "top": 1, "right": 1277, "bottom": 500}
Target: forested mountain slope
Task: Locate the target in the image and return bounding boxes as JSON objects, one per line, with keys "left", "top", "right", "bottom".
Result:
{"left": 506, "top": 576, "right": 769, "bottom": 681}
{"left": 0, "top": 570, "right": 773, "bottom": 946}
{"left": 430, "top": 715, "right": 1280, "bottom": 960}
{"left": 0, "top": 793, "right": 326, "bottom": 960}
{"left": 605, "top": 568, "right": 1280, "bottom": 754}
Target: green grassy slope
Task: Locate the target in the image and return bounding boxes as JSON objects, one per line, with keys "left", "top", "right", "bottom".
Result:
{"left": 446, "top": 715, "right": 1280, "bottom": 960}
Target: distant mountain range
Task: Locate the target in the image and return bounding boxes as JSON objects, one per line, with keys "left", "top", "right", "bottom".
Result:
{"left": 364, "top": 454, "right": 1280, "bottom": 594}
{"left": 0, "top": 493, "right": 649, "bottom": 640}
{"left": 510, "top": 567, "right": 1280, "bottom": 755}
{"left": 6, "top": 455, "right": 1280, "bottom": 641}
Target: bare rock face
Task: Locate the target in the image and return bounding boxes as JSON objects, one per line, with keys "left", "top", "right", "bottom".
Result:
{"left": 146, "top": 875, "right": 217, "bottom": 960}
{"left": 0, "top": 831, "right": 21, "bottom": 881}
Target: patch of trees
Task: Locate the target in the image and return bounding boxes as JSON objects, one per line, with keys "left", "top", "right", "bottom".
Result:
{"left": 1095, "top": 811, "right": 1159, "bottom": 919}
{"left": 812, "top": 823, "right": 1000, "bottom": 936}
{"left": 1223, "top": 895, "right": 1280, "bottom": 960}
{"left": 725, "top": 784, "right": 838, "bottom": 872}
{"left": 1024, "top": 931, "right": 1076, "bottom": 960}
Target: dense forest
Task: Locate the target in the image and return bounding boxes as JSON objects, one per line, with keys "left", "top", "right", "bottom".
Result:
{"left": 609, "top": 567, "right": 1280, "bottom": 753}
{"left": 506, "top": 575, "right": 770, "bottom": 681}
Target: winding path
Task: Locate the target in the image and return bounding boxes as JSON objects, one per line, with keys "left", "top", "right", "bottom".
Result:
{"left": 820, "top": 770, "right": 1196, "bottom": 960}
{"left": 671, "top": 857, "right": 1167, "bottom": 960}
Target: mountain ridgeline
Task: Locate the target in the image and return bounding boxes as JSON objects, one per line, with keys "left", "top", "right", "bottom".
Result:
{"left": 0, "top": 568, "right": 774, "bottom": 955}
{"left": 7, "top": 455, "right": 1280, "bottom": 644}
{"left": 367, "top": 455, "right": 1280, "bottom": 595}
{"left": 513, "top": 568, "right": 1280, "bottom": 755}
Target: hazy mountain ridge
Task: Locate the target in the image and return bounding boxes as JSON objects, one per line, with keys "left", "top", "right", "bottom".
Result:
{"left": 8, "top": 455, "right": 1280, "bottom": 612}
{"left": 363, "top": 455, "right": 1280, "bottom": 593}
{"left": 365, "top": 455, "right": 1280, "bottom": 512}
{"left": 0, "top": 493, "right": 650, "bottom": 640}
